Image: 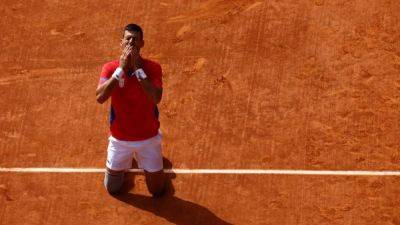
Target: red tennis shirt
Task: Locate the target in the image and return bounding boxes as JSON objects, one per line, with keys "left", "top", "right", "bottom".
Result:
{"left": 99, "top": 58, "right": 162, "bottom": 141}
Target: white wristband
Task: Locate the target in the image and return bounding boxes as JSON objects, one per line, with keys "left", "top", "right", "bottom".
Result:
{"left": 134, "top": 68, "right": 147, "bottom": 80}
{"left": 112, "top": 67, "right": 124, "bottom": 80}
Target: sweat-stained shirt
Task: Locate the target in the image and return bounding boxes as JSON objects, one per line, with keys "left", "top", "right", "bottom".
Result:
{"left": 98, "top": 58, "right": 162, "bottom": 141}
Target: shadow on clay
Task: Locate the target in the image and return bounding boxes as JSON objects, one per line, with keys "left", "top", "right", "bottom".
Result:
{"left": 115, "top": 157, "right": 233, "bottom": 225}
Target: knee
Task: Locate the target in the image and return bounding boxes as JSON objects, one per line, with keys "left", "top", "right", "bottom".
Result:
{"left": 149, "top": 187, "right": 165, "bottom": 198}
{"left": 147, "top": 183, "right": 163, "bottom": 195}
{"left": 145, "top": 171, "right": 166, "bottom": 197}
{"left": 104, "top": 170, "right": 124, "bottom": 195}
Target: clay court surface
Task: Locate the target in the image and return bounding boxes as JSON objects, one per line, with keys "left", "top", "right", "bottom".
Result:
{"left": 1, "top": 0, "right": 400, "bottom": 224}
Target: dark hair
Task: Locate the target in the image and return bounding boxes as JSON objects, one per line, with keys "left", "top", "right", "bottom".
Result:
{"left": 123, "top": 23, "right": 143, "bottom": 39}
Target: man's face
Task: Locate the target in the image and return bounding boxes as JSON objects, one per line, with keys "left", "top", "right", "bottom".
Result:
{"left": 121, "top": 30, "right": 144, "bottom": 50}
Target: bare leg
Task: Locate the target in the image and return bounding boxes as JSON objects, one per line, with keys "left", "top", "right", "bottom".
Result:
{"left": 104, "top": 167, "right": 125, "bottom": 195}
{"left": 144, "top": 170, "right": 165, "bottom": 197}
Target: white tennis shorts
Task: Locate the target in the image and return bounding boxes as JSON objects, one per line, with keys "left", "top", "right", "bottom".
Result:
{"left": 105, "top": 132, "right": 163, "bottom": 172}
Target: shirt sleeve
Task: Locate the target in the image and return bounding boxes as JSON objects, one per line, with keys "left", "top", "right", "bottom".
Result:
{"left": 98, "top": 63, "right": 113, "bottom": 86}
{"left": 150, "top": 64, "right": 163, "bottom": 89}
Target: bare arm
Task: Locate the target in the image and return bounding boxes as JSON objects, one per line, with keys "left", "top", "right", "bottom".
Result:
{"left": 96, "top": 77, "right": 119, "bottom": 104}
{"left": 130, "top": 45, "right": 162, "bottom": 105}
{"left": 138, "top": 78, "right": 163, "bottom": 104}
{"left": 96, "top": 45, "right": 133, "bottom": 104}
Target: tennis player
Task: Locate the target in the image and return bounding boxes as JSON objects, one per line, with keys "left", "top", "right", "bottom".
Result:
{"left": 96, "top": 23, "right": 165, "bottom": 196}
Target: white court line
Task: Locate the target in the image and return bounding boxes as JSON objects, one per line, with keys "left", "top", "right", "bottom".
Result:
{"left": 0, "top": 168, "right": 400, "bottom": 176}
